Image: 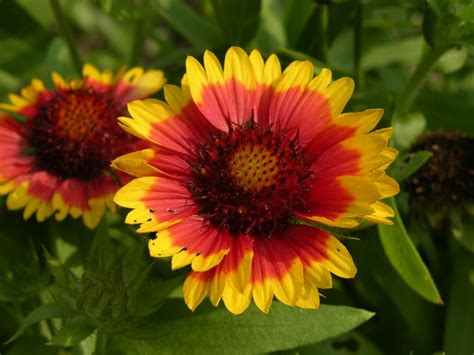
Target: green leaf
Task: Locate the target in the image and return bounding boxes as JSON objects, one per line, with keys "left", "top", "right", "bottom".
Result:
{"left": 6, "top": 335, "right": 61, "bottom": 355}
{"left": 418, "top": 91, "right": 474, "bottom": 135}
{"left": 361, "top": 37, "right": 424, "bottom": 71}
{"left": 4, "top": 304, "right": 64, "bottom": 344}
{"left": 284, "top": 0, "right": 316, "bottom": 47}
{"left": 390, "top": 151, "right": 433, "bottom": 182}
{"left": 444, "top": 246, "right": 474, "bottom": 354}
{"left": 86, "top": 221, "right": 117, "bottom": 275}
{"left": 455, "top": 5, "right": 474, "bottom": 20}
{"left": 125, "top": 300, "right": 374, "bottom": 353}
{"left": 436, "top": 45, "right": 468, "bottom": 73}
{"left": 44, "top": 248, "right": 80, "bottom": 297}
{"left": 252, "top": 0, "right": 287, "bottom": 52}
{"left": 0, "top": 214, "right": 49, "bottom": 302}
{"left": 378, "top": 198, "right": 443, "bottom": 304}
{"left": 152, "top": 0, "right": 223, "bottom": 50}
{"left": 424, "top": 0, "right": 474, "bottom": 48}
{"left": 393, "top": 111, "right": 426, "bottom": 150}
{"left": 65, "top": 1, "right": 132, "bottom": 58}
{"left": 15, "top": 0, "right": 55, "bottom": 28}
{"left": 293, "top": 331, "right": 383, "bottom": 355}
{"left": 211, "top": 0, "right": 261, "bottom": 46}
{"left": 48, "top": 317, "right": 95, "bottom": 347}
{"left": 132, "top": 274, "right": 185, "bottom": 318}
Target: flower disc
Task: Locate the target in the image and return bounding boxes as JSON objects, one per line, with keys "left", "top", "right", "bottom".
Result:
{"left": 28, "top": 88, "right": 126, "bottom": 180}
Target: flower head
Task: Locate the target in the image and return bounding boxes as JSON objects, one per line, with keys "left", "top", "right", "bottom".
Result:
{"left": 0, "top": 65, "right": 165, "bottom": 228}
{"left": 113, "top": 47, "right": 399, "bottom": 314}
{"left": 405, "top": 129, "right": 474, "bottom": 207}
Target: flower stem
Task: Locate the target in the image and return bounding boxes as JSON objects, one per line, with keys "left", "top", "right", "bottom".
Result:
{"left": 353, "top": 0, "right": 363, "bottom": 89}
{"left": 94, "top": 331, "right": 108, "bottom": 355}
{"left": 393, "top": 45, "right": 448, "bottom": 121}
{"left": 129, "top": 0, "right": 149, "bottom": 66}
{"left": 50, "top": 0, "right": 82, "bottom": 75}
{"left": 316, "top": 3, "right": 329, "bottom": 63}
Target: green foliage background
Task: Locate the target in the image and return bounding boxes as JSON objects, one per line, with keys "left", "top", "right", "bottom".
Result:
{"left": 0, "top": 0, "right": 473, "bottom": 354}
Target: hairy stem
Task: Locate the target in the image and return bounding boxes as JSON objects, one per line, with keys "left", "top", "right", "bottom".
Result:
{"left": 394, "top": 45, "right": 449, "bottom": 121}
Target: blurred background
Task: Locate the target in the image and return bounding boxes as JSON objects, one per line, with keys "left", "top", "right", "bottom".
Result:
{"left": 0, "top": 0, "right": 473, "bottom": 354}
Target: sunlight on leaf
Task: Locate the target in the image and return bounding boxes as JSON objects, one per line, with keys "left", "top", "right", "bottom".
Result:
{"left": 378, "top": 198, "right": 443, "bottom": 305}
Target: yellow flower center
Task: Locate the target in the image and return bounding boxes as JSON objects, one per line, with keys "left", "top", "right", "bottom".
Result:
{"left": 229, "top": 144, "right": 278, "bottom": 191}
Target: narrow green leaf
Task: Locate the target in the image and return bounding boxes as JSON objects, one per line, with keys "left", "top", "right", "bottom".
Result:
{"left": 133, "top": 274, "right": 186, "bottom": 317}
{"left": 444, "top": 246, "right": 474, "bottom": 354}
{"left": 378, "top": 198, "right": 443, "bottom": 304}
{"left": 390, "top": 151, "right": 433, "bottom": 182}
{"left": 211, "top": 0, "right": 261, "bottom": 45}
{"left": 125, "top": 300, "right": 374, "bottom": 353}
{"left": 43, "top": 248, "right": 80, "bottom": 297}
{"left": 152, "top": 0, "right": 223, "bottom": 49}
{"left": 15, "top": 0, "right": 55, "bottom": 28}
{"left": 86, "top": 221, "right": 116, "bottom": 275}
{"left": 4, "top": 304, "right": 64, "bottom": 344}
{"left": 48, "top": 317, "right": 95, "bottom": 347}
{"left": 284, "top": 0, "right": 315, "bottom": 47}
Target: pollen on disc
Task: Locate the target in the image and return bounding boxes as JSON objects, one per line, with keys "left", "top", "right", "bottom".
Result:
{"left": 229, "top": 144, "right": 279, "bottom": 191}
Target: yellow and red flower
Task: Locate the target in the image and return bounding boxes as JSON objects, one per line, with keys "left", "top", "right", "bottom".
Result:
{"left": 113, "top": 47, "right": 399, "bottom": 314}
{"left": 0, "top": 65, "right": 165, "bottom": 228}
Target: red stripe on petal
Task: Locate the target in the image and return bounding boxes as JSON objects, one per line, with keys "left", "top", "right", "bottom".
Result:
{"left": 304, "top": 124, "right": 357, "bottom": 160}
{"left": 253, "top": 84, "right": 272, "bottom": 126}
{"left": 148, "top": 100, "right": 216, "bottom": 155}
{"left": 281, "top": 225, "right": 330, "bottom": 264}
{"left": 86, "top": 174, "right": 118, "bottom": 200}
{"left": 251, "top": 238, "right": 298, "bottom": 283}
{"left": 250, "top": 236, "right": 304, "bottom": 307}
{"left": 26, "top": 171, "right": 60, "bottom": 203}
{"left": 0, "top": 117, "right": 35, "bottom": 179}
{"left": 56, "top": 178, "right": 89, "bottom": 210}
{"left": 299, "top": 178, "right": 354, "bottom": 220}
{"left": 199, "top": 79, "right": 256, "bottom": 130}
{"left": 222, "top": 235, "right": 254, "bottom": 292}
{"left": 167, "top": 217, "right": 232, "bottom": 258}
{"left": 312, "top": 145, "right": 361, "bottom": 180}
{"left": 147, "top": 149, "right": 191, "bottom": 178}
{"left": 141, "top": 176, "right": 197, "bottom": 222}
{"left": 267, "top": 87, "right": 332, "bottom": 145}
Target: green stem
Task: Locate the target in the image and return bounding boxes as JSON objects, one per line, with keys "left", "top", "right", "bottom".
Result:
{"left": 129, "top": 0, "right": 149, "bottom": 66}
{"left": 353, "top": 0, "right": 363, "bottom": 88}
{"left": 316, "top": 4, "right": 329, "bottom": 63}
{"left": 94, "top": 331, "right": 108, "bottom": 355}
{"left": 394, "top": 45, "right": 448, "bottom": 121}
{"left": 50, "top": 0, "right": 82, "bottom": 75}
